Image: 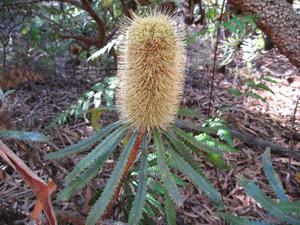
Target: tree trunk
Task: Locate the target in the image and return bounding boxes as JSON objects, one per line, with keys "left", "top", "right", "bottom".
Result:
{"left": 228, "top": 0, "right": 300, "bottom": 68}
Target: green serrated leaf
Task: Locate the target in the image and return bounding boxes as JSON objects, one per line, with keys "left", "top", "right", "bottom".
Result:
{"left": 164, "top": 131, "right": 205, "bottom": 177}
{"left": 86, "top": 130, "right": 139, "bottom": 225}
{"left": 65, "top": 125, "right": 128, "bottom": 184}
{"left": 59, "top": 123, "right": 128, "bottom": 200}
{"left": 168, "top": 147, "right": 223, "bottom": 208}
{"left": 240, "top": 178, "right": 300, "bottom": 225}
{"left": 220, "top": 213, "right": 273, "bottom": 225}
{"left": 45, "top": 121, "right": 122, "bottom": 160}
{"left": 128, "top": 152, "right": 148, "bottom": 225}
{"left": 172, "top": 127, "right": 222, "bottom": 155}
{"left": 164, "top": 192, "right": 176, "bottom": 225}
{"left": 59, "top": 150, "right": 109, "bottom": 200}
{"left": 153, "top": 130, "right": 183, "bottom": 207}
{"left": 0, "top": 130, "right": 47, "bottom": 142}
{"left": 234, "top": 16, "right": 244, "bottom": 33}
{"left": 276, "top": 201, "right": 300, "bottom": 216}
{"left": 262, "top": 149, "right": 288, "bottom": 202}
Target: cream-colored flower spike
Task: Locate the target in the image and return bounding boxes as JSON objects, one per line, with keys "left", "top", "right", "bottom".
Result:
{"left": 117, "top": 11, "right": 186, "bottom": 130}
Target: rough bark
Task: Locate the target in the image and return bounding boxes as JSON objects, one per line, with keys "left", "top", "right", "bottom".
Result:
{"left": 228, "top": 0, "right": 300, "bottom": 68}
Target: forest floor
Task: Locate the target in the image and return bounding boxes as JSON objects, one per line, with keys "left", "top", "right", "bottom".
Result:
{"left": 0, "top": 41, "right": 299, "bottom": 225}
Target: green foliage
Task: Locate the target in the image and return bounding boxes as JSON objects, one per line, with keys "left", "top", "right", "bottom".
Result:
{"left": 45, "top": 121, "right": 122, "bottom": 159}
{"left": 153, "top": 130, "right": 184, "bottom": 206}
{"left": 240, "top": 179, "right": 300, "bottom": 225}
{"left": 168, "top": 147, "right": 223, "bottom": 207}
{"left": 171, "top": 117, "right": 236, "bottom": 171}
{"left": 64, "top": 125, "right": 128, "bottom": 185}
{"left": 164, "top": 131, "right": 205, "bottom": 176}
{"left": 241, "top": 33, "right": 265, "bottom": 62}
{"left": 58, "top": 125, "right": 127, "bottom": 201}
{"left": 220, "top": 15, "right": 257, "bottom": 66}
{"left": 222, "top": 15, "right": 256, "bottom": 36}
{"left": 220, "top": 213, "right": 272, "bottom": 225}
{"left": 262, "top": 149, "right": 288, "bottom": 202}
{"left": 172, "top": 126, "right": 223, "bottom": 155}
{"left": 47, "top": 118, "right": 228, "bottom": 225}
{"left": 128, "top": 152, "right": 148, "bottom": 225}
{"left": 230, "top": 75, "right": 276, "bottom": 102}
{"left": 276, "top": 201, "right": 300, "bottom": 216}
{"left": 218, "top": 13, "right": 277, "bottom": 104}
{"left": 51, "top": 76, "right": 117, "bottom": 126}
{"left": 222, "top": 149, "right": 300, "bottom": 225}
{"left": 0, "top": 130, "right": 47, "bottom": 142}
{"left": 87, "top": 130, "right": 139, "bottom": 225}
{"left": 59, "top": 150, "right": 111, "bottom": 200}
{"left": 0, "top": 89, "right": 14, "bottom": 101}
{"left": 197, "top": 117, "right": 237, "bottom": 152}
{"left": 164, "top": 192, "right": 176, "bottom": 225}
{"left": 217, "top": 12, "right": 277, "bottom": 104}
{"left": 124, "top": 154, "right": 185, "bottom": 225}
{"left": 15, "top": 14, "right": 65, "bottom": 73}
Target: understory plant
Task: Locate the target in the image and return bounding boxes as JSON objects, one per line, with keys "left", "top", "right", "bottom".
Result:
{"left": 51, "top": 76, "right": 117, "bottom": 126}
{"left": 46, "top": 11, "right": 227, "bottom": 225}
{"left": 221, "top": 149, "right": 300, "bottom": 225}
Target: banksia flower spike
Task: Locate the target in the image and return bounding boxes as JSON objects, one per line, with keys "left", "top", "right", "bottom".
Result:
{"left": 117, "top": 11, "right": 186, "bottom": 130}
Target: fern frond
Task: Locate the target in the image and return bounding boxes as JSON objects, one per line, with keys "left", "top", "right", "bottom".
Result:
{"left": 153, "top": 130, "right": 184, "bottom": 207}
{"left": 45, "top": 121, "right": 123, "bottom": 159}
{"left": 86, "top": 130, "right": 139, "bottom": 225}
{"left": 148, "top": 165, "right": 160, "bottom": 177}
{"left": 195, "top": 132, "right": 237, "bottom": 152}
{"left": 145, "top": 194, "right": 163, "bottom": 216}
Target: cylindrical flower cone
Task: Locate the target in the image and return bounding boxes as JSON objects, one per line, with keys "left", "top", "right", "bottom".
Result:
{"left": 117, "top": 12, "right": 186, "bottom": 130}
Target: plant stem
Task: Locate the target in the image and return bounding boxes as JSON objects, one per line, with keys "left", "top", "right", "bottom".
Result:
{"left": 208, "top": 0, "right": 226, "bottom": 117}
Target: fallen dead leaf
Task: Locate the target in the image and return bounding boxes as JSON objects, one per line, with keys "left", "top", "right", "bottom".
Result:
{"left": 0, "top": 140, "right": 57, "bottom": 225}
